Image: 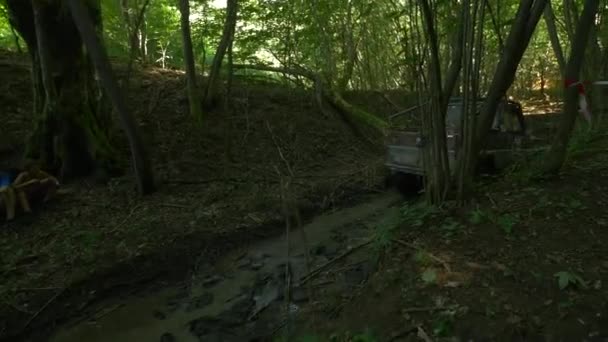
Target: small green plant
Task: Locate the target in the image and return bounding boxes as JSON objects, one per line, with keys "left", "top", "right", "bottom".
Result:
{"left": 421, "top": 268, "right": 438, "bottom": 284}
{"left": 567, "top": 124, "right": 595, "bottom": 157}
{"left": 440, "top": 217, "right": 463, "bottom": 232}
{"left": 554, "top": 271, "right": 587, "bottom": 290}
{"left": 503, "top": 152, "right": 544, "bottom": 184}
{"left": 328, "top": 330, "right": 378, "bottom": 342}
{"left": 468, "top": 208, "right": 488, "bottom": 225}
{"left": 432, "top": 316, "right": 454, "bottom": 337}
{"left": 413, "top": 250, "right": 433, "bottom": 265}
{"left": 295, "top": 336, "right": 320, "bottom": 342}
{"left": 466, "top": 208, "right": 519, "bottom": 235}
{"left": 401, "top": 201, "right": 439, "bottom": 227}
{"left": 372, "top": 213, "right": 402, "bottom": 251}
{"left": 373, "top": 202, "right": 437, "bottom": 251}
{"left": 497, "top": 213, "right": 518, "bottom": 234}
{"left": 568, "top": 199, "right": 584, "bottom": 210}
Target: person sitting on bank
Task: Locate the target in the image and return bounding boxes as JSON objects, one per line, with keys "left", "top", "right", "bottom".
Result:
{"left": 12, "top": 160, "right": 59, "bottom": 213}
{"left": 0, "top": 169, "right": 18, "bottom": 220}
{"left": 0, "top": 160, "right": 60, "bottom": 221}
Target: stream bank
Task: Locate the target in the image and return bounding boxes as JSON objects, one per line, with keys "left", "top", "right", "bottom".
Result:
{"left": 48, "top": 192, "right": 403, "bottom": 342}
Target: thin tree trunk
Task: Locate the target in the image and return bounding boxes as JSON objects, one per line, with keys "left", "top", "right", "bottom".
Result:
{"left": 178, "top": 0, "right": 204, "bottom": 124}
{"left": 67, "top": 0, "right": 155, "bottom": 195}
{"left": 204, "top": 0, "right": 238, "bottom": 108}
{"left": 544, "top": 1, "right": 566, "bottom": 76}
{"left": 124, "top": 0, "right": 151, "bottom": 86}
{"left": 563, "top": 0, "right": 577, "bottom": 44}
{"left": 542, "top": 0, "right": 601, "bottom": 174}
{"left": 10, "top": 26, "right": 22, "bottom": 53}
{"left": 32, "top": 1, "right": 58, "bottom": 167}
{"left": 460, "top": 0, "right": 486, "bottom": 202}
{"left": 443, "top": 2, "right": 467, "bottom": 104}
{"left": 420, "top": 0, "right": 450, "bottom": 203}
{"left": 471, "top": 0, "right": 547, "bottom": 176}
{"left": 485, "top": 0, "right": 504, "bottom": 52}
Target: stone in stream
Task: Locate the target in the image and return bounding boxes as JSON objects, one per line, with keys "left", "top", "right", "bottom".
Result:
{"left": 165, "top": 290, "right": 189, "bottom": 312}
{"left": 291, "top": 287, "right": 309, "bottom": 303}
{"left": 160, "top": 332, "right": 176, "bottom": 342}
{"left": 190, "top": 317, "right": 219, "bottom": 336}
{"left": 249, "top": 251, "right": 271, "bottom": 260}
{"left": 330, "top": 229, "right": 347, "bottom": 243}
{"left": 312, "top": 244, "right": 327, "bottom": 256}
{"left": 190, "top": 316, "right": 244, "bottom": 341}
{"left": 227, "top": 293, "right": 255, "bottom": 321}
{"left": 251, "top": 261, "right": 264, "bottom": 270}
{"left": 343, "top": 261, "right": 377, "bottom": 286}
{"left": 153, "top": 310, "right": 166, "bottom": 320}
{"left": 237, "top": 258, "right": 252, "bottom": 269}
{"left": 186, "top": 292, "right": 214, "bottom": 311}
{"left": 201, "top": 275, "right": 223, "bottom": 288}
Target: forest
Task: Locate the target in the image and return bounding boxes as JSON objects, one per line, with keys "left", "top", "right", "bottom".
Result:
{"left": 0, "top": 0, "right": 607, "bottom": 341}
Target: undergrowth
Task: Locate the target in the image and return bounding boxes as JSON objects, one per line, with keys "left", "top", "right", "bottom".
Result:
{"left": 372, "top": 200, "right": 439, "bottom": 251}
{"left": 282, "top": 330, "right": 378, "bottom": 342}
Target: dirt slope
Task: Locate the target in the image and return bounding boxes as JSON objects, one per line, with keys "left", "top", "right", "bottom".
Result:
{"left": 0, "top": 52, "right": 395, "bottom": 340}
{"left": 291, "top": 128, "right": 608, "bottom": 341}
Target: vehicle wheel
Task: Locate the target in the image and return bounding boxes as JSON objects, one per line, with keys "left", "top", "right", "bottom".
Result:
{"left": 388, "top": 172, "right": 422, "bottom": 197}
{"left": 477, "top": 155, "right": 498, "bottom": 175}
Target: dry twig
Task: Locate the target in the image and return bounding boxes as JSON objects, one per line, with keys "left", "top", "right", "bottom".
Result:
{"left": 393, "top": 239, "right": 451, "bottom": 272}
{"left": 23, "top": 288, "right": 65, "bottom": 330}
{"left": 299, "top": 238, "right": 373, "bottom": 285}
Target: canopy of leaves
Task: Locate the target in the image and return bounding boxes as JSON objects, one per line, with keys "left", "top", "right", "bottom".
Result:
{"left": 0, "top": 0, "right": 606, "bottom": 94}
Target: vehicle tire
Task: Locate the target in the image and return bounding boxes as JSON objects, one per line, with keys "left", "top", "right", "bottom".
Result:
{"left": 477, "top": 154, "right": 497, "bottom": 175}
{"left": 387, "top": 172, "right": 422, "bottom": 197}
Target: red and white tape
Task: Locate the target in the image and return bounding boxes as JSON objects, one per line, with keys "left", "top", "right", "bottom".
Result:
{"left": 565, "top": 79, "right": 592, "bottom": 123}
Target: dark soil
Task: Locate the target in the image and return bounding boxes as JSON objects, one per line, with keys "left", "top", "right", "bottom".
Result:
{"left": 1, "top": 47, "right": 588, "bottom": 342}
{"left": 289, "top": 124, "right": 608, "bottom": 341}
{"left": 0, "top": 50, "right": 403, "bottom": 341}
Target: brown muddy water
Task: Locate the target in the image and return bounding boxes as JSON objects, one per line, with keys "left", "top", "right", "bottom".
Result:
{"left": 50, "top": 193, "right": 403, "bottom": 342}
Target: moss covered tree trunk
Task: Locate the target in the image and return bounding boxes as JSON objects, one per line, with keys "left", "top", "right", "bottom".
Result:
{"left": 6, "top": 0, "right": 119, "bottom": 179}
{"left": 67, "top": 0, "right": 155, "bottom": 194}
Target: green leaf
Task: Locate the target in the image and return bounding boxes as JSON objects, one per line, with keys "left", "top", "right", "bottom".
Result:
{"left": 468, "top": 209, "right": 486, "bottom": 225}
{"left": 497, "top": 214, "right": 517, "bottom": 234}
{"left": 554, "top": 271, "right": 586, "bottom": 290}
{"left": 422, "top": 268, "right": 438, "bottom": 284}
{"left": 555, "top": 272, "right": 570, "bottom": 290}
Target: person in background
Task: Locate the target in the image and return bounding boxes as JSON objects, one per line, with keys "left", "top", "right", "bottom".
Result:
{"left": 0, "top": 169, "right": 17, "bottom": 220}
{"left": 12, "top": 160, "right": 60, "bottom": 212}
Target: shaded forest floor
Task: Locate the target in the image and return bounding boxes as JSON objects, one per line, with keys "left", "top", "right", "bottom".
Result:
{"left": 291, "top": 129, "right": 608, "bottom": 341}
{"left": 0, "top": 51, "right": 405, "bottom": 340}
{"left": 0, "top": 48, "right": 595, "bottom": 341}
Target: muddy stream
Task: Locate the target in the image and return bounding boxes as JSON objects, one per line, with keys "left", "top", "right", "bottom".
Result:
{"left": 50, "top": 193, "right": 402, "bottom": 342}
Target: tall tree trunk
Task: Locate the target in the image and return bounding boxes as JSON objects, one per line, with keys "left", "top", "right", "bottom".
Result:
{"left": 67, "top": 0, "right": 155, "bottom": 194}
{"left": 544, "top": 1, "right": 566, "bottom": 76}
{"left": 562, "top": 0, "right": 577, "bottom": 44}
{"left": 470, "top": 0, "right": 547, "bottom": 176}
{"left": 124, "top": 0, "right": 151, "bottom": 86}
{"left": 204, "top": 0, "right": 238, "bottom": 108}
{"left": 140, "top": 15, "right": 148, "bottom": 61}
{"left": 6, "top": 0, "right": 119, "bottom": 178}
{"left": 542, "top": 0, "right": 601, "bottom": 174}
{"left": 485, "top": 0, "right": 504, "bottom": 52}
{"left": 10, "top": 26, "right": 22, "bottom": 53}
{"left": 178, "top": 0, "right": 204, "bottom": 124}
{"left": 458, "top": 0, "right": 485, "bottom": 202}
{"left": 420, "top": 0, "right": 451, "bottom": 204}
{"left": 443, "top": 2, "right": 467, "bottom": 103}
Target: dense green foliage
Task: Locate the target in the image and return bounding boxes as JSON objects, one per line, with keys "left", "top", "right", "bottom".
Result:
{"left": 1, "top": 0, "right": 605, "bottom": 95}
{"left": 0, "top": 4, "right": 19, "bottom": 51}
